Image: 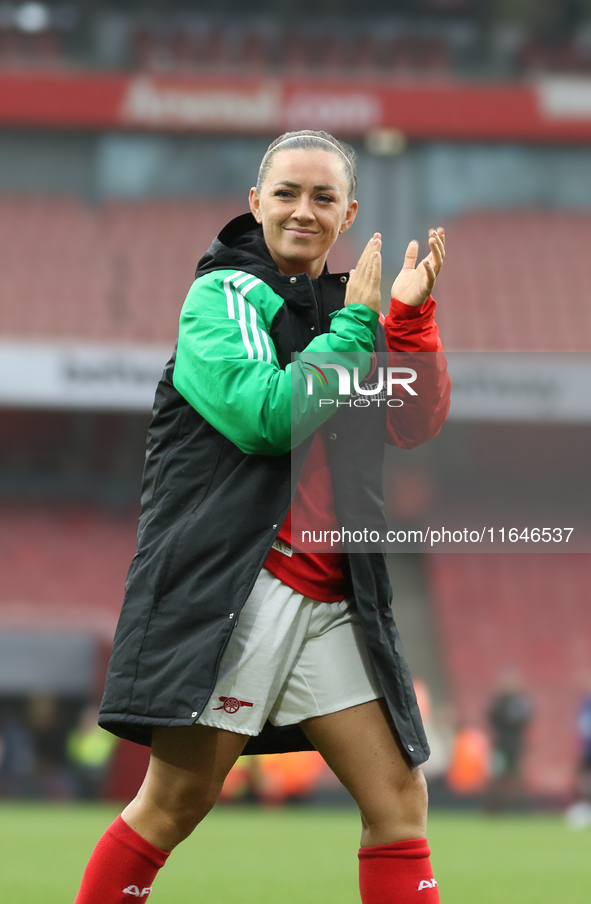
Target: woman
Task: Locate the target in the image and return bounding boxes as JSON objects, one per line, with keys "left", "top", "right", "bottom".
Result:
{"left": 75, "top": 130, "right": 450, "bottom": 903}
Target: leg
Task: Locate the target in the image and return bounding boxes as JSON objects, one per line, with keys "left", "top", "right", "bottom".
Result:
{"left": 123, "top": 724, "right": 249, "bottom": 850}
{"left": 301, "top": 698, "right": 427, "bottom": 846}
{"left": 74, "top": 725, "right": 248, "bottom": 902}
{"left": 301, "top": 699, "right": 439, "bottom": 903}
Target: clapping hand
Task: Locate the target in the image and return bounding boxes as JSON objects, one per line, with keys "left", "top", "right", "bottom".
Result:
{"left": 344, "top": 233, "right": 382, "bottom": 315}
{"left": 391, "top": 227, "right": 445, "bottom": 307}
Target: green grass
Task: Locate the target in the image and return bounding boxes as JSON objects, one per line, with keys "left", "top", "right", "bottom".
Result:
{"left": 0, "top": 803, "right": 589, "bottom": 903}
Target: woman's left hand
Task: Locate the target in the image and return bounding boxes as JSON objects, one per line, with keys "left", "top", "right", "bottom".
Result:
{"left": 391, "top": 227, "right": 445, "bottom": 307}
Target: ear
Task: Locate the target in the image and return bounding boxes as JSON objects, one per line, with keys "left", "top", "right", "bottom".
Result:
{"left": 249, "top": 187, "right": 263, "bottom": 224}
{"left": 339, "top": 200, "right": 358, "bottom": 235}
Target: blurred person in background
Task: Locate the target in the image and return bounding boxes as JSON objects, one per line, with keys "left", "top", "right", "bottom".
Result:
{"left": 0, "top": 702, "right": 36, "bottom": 798}
{"left": 67, "top": 704, "right": 118, "bottom": 800}
{"left": 26, "top": 693, "right": 75, "bottom": 799}
{"left": 74, "top": 129, "right": 450, "bottom": 904}
{"left": 565, "top": 673, "right": 591, "bottom": 829}
{"left": 486, "top": 668, "right": 533, "bottom": 812}
{"left": 446, "top": 722, "right": 490, "bottom": 798}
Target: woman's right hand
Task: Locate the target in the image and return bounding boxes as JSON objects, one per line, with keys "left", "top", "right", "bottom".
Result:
{"left": 344, "top": 233, "right": 382, "bottom": 315}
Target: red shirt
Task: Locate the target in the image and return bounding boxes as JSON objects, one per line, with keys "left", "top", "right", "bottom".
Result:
{"left": 264, "top": 296, "right": 444, "bottom": 601}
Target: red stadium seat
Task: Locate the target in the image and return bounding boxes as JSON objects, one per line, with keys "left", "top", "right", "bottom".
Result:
{"left": 0, "top": 195, "right": 360, "bottom": 343}
{"left": 0, "top": 196, "right": 248, "bottom": 343}
{"left": 435, "top": 210, "right": 591, "bottom": 351}
{"left": 348, "top": 33, "right": 380, "bottom": 74}
{"left": 3, "top": 201, "right": 589, "bottom": 350}
{"left": 0, "top": 502, "right": 139, "bottom": 638}
{"left": 170, "top": 29, "right": 198, "bottom": 70}
{"left": 427, "top": 553, "right": 591, "bottom": 794}
{"left": 238, "top": 30, "right": 271, "bottom": 71}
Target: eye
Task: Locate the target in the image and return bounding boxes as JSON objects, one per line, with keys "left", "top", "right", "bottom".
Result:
{"left": 317, "top": 194, "right": 336, "bottom": 203}
{"left": 274, "top": 189, "right": 294, "bottom": 198}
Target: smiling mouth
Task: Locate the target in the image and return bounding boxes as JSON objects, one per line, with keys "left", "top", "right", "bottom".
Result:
{"left": 285, "top": 228, "right": 319, "bottom": 236}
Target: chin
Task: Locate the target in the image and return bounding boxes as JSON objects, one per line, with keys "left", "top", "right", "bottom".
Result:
{"left": 283, "top": 241, "right": 327, "bottom": 263}
{"left": 284, "top": 252, "right": 320, "bottom": 270}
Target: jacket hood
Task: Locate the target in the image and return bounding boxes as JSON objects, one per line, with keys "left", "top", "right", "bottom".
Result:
{"left": 196, "top": 212, "right": 280, "bottom": 284}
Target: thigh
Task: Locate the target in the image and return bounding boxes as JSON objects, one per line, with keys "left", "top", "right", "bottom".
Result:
{"left": 149, "top": 723, "right": 249, "bottom": 786}
{"left": 301, "top": 698, "right": 427, "bottom": 844}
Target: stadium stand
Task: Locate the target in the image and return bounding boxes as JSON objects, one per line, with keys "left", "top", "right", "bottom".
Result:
{"left": 0, "top": 24, "right": 62, "bottom": 67}
{"left": 2, "top": 3, "right": 591, "bottom": 79}
{"left": 2, "top": 200, "right": 589, "bottom": 351}
{"left": 127, "top": 20, "right": 455, "bottom": 77}
{"left": 0, "top": 195, "right": 358, "bottom": 343}
{"left": 0, "top": 502, "right": 137, "bottom": 639}
{"left": 428, "top": 553, "right": 591, "bottom": 795}
{"left": 434, "top": 210, "right": 591, "bottom": 352}
{"left": 0, "top": 10, "right": 462, "bottom": 76}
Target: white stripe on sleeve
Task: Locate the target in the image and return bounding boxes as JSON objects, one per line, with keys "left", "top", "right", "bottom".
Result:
{"left": 240, "top": 277, "right": 262, "bottom": 296}
{"left": 232, "top": 273, "right": 252, "bottom": 289}
{"left": 224, "top": 272, "right": 270, "bottom": 363}
{"left": 248, "top": 301, "right": 265, "bottom": 361}
{"left": 261, "top": 329, "right": 272, "bottom": 364}
{"left": 224, "top": 273, "right": 238, "bottom": 319}
{"left": 235, "top": 291, "right": 254, "bottom": 359}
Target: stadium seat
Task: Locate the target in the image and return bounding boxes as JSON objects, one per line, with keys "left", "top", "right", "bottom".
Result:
{"left": 0, "top": 196, "right": 249, "bottom": 343}
{"left": 427, "top": 553, "right": 591, "bottom": 794}
{"left": 0, "top": 24, "right": 63, "bottom": 67}
{"left": 349, "top": 33, "right": 380, "bottom": 73}
{"left": 4, "top": 202, "right": 589, "bottom": 350}
{"left": 0, "top": 195, "right": 361, "bottom": 344}
{"left": 435, "top": 210, "right": 591, "bottom": 351}
{"left": 0, "top": 503, "right": 139, "bottom": 638}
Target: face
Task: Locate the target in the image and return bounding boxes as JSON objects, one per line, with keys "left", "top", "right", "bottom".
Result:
{"left": 249, "top": 148, "right": 358, "bottom": 278}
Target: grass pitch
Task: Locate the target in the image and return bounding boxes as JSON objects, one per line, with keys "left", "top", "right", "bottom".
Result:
{"left": 0, "top": 803, "right": 589, "bottom": 904}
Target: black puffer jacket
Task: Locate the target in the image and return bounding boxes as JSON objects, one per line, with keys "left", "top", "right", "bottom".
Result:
{"left": 100, "top": 214, "right": 449, "bottom": 765}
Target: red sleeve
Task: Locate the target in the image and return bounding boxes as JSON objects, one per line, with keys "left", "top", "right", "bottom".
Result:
{"left": 383, "top": 295, "right": 451, "bottom": 449}
{"left": 384, "top": 295, "right": 443, "bottom": 353}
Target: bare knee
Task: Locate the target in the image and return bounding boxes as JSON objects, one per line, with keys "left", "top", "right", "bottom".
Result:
{"left": 160, "top": 781, "right": 220, "bottom": 841}
{"left": 359, "top": 766, "right": 429, "bottom": 846}
{"left": 123, "top": 725, "right": 247, "bottom": 850}
{"left": 124, "top": 773, "right": 223, "bottom": 850}
{"left": 387, "top": 763, "right": 428, "bottom": 825}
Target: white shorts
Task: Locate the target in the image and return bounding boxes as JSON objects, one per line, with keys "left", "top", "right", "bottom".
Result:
{"left": 195, "top": 567, "right": 383, "bottom": 735}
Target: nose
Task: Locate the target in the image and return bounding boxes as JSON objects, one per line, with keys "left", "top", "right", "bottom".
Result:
{"left": 292, "top": 194, "right": 314, "bottom": 222}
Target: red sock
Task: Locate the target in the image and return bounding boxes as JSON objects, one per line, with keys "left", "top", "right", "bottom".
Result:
{"left": 359, "top": 838, "right": 440, "bottom": 903}
{"left": 74, "top": 815, "right": 170, "bottom": 903}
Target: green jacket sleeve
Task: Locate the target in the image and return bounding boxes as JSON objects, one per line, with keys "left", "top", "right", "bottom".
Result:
{"left": 172, "top": 269, "right": 378, "bottom": 456}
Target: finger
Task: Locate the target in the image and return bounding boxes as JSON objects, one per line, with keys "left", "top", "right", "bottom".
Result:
{"left": 403, "top": 240, "right": 419, "bottom": 270}
{"left": 428, "top": 228, "right": 445, "bottom": 256}
{"left": 372, "top": 252, "right": 382, "bottom": 292}
{"left": 428, "top": 235, "right": 444, "bottom": 273}
{"left": 358, "top": 234, "right": 381, "bottom": 281}
{"left": 429, "top": 226, "right": 445, "bottom": 264}
{"left": 360, "top": 233, "right": 380, "bottom": 258}
{"left": 428, "top": 228, "right": 444, "bottom": 260}
{"left": 366, "top": 249, "right": 381, "bottom": 288}
{"left": 354, "top": 235, "right": 377, "bottom": 278}
{"left": 363, "top": 247, "right": 376, "bottom": 284}
{"left": 429, "top": 231, "right": 445, "bottom": 268}
{"left": 422, "top": 258, "right": 436, "bottom": 290}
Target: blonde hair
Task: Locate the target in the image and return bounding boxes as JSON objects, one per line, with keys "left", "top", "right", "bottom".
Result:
{"left": 256, "top": 130, "right": 358, "bottom": 203}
